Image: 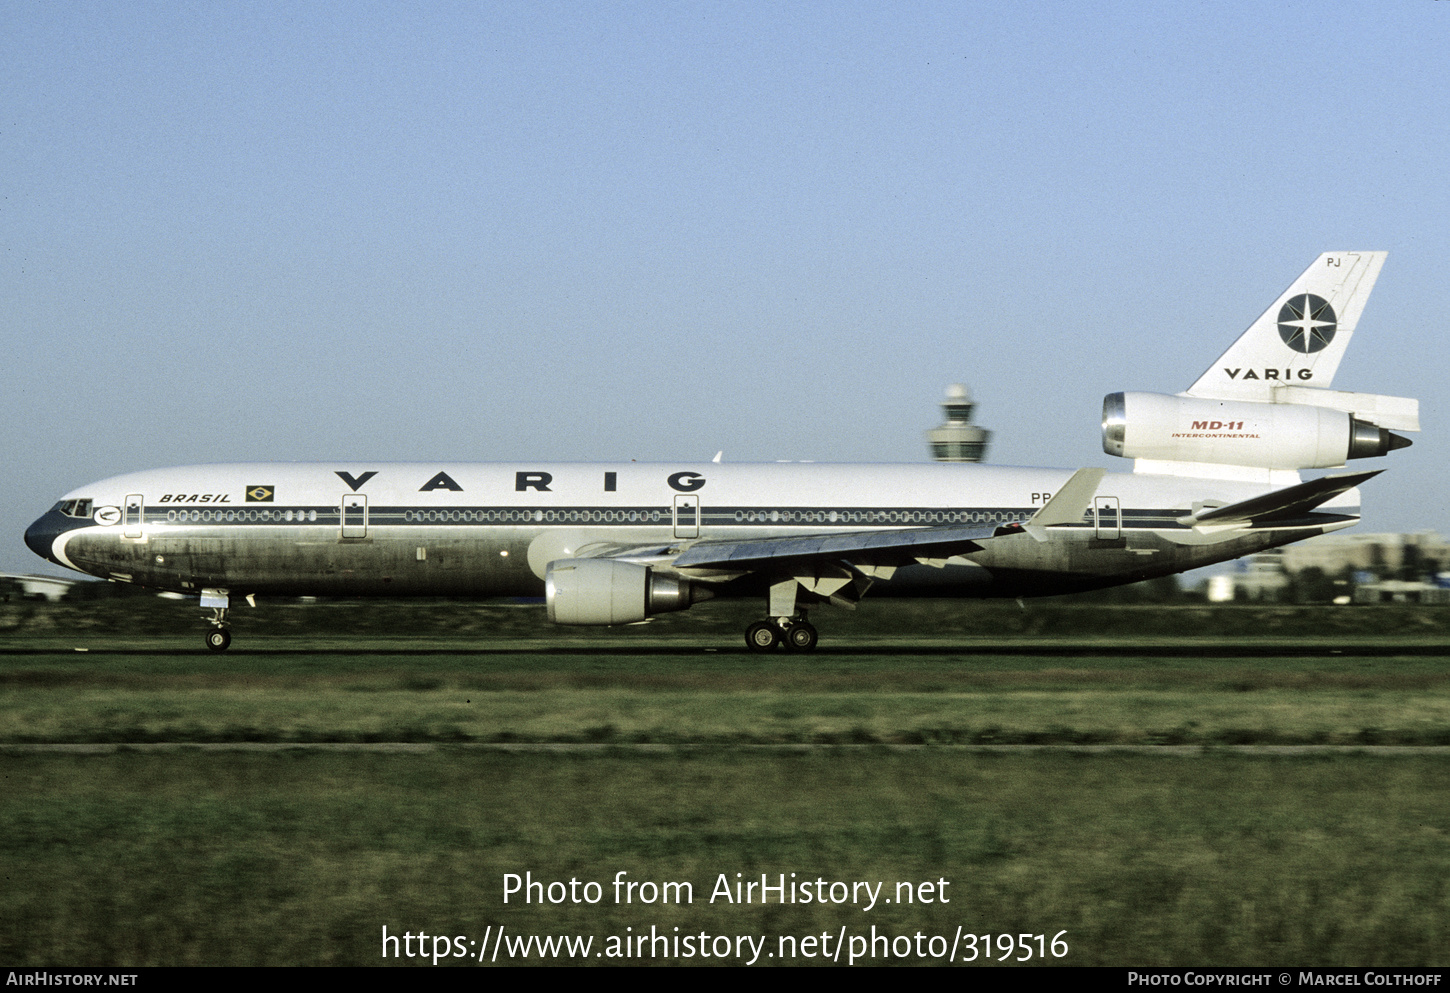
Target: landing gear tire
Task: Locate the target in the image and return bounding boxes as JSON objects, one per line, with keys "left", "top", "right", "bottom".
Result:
{"left": 745, "top": 621, "right": 781, "bottom": 653}
{"left": 205, "top": 629, "right": 232, "bottom": 652}
{"left": 783, "top": 621, "right": 818, "bottom": 653}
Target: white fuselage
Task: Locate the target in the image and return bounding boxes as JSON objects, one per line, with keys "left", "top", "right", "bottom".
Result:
{"left": 28, "top": 461, "right": 1361, "bottom": 602}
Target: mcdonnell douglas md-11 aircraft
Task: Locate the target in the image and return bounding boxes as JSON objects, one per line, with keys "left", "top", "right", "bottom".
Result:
{"left": 26, "top": 253, "right": 1419, "bottom": 652}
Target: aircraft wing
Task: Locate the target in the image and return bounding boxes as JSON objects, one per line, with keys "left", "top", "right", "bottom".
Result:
{"left": 670, "top": 521, "right": 1002, "bottom": 571}
{"left": 670, "top": 467, "right": 1108, "bottom": 572}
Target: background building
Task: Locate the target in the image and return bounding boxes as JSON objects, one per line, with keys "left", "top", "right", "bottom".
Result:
{"left": 1205, "top": 532, "right": 1450, "bottom": 603}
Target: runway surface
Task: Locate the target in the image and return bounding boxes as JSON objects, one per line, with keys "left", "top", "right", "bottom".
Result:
{"left": 8, "top": 743, "right": 1450, "bottom": 754}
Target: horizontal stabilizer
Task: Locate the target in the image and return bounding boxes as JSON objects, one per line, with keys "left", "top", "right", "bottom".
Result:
{"left": 1269, "top": 386, "right": 1420, "bottom": 432}
{"left": 1186, "top": 469, "right": 1380, "bottom": 527}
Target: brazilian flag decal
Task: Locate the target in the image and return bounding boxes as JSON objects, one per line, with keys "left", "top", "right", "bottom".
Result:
{"left": 245, "top": 485, "right": 275, "bottom": 503}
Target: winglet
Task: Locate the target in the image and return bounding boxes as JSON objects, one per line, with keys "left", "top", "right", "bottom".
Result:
{"left": 1024, "top": 468, "right": 1106, "bottom": 542}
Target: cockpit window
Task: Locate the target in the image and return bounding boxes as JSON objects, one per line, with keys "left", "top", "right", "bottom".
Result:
{"left": 58, "top": 499, "right": 94, "bottom": 519}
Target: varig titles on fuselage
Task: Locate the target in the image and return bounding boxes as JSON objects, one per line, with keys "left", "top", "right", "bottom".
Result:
{"left": 332, "top": 468, "right": 712, "bottom": 496}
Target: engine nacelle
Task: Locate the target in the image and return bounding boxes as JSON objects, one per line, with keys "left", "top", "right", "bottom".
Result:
{"left": 1102, "top": 392, "right": 1410, "bottom": 470}
{"left": 545, "top": 558, "right": 707, "bottom": 626}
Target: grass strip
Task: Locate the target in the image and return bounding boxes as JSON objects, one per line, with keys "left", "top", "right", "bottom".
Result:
{"left": 3, "top": 749, "right": 1448, "bottom": 966}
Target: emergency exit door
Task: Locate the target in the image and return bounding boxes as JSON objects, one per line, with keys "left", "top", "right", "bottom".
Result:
{"left": 673, "top": 495, "right": 699, "bottom": 539}
{"left": 123, "top": 494, "right": 144, "bottom": 539}
{"left": 341, "top": 494, "right": 368, "bottom": 539}
{"left": 1094, "top": 496, "right": 1121, "bottom": 540}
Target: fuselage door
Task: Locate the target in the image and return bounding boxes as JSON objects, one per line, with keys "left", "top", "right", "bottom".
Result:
{"left": 341, "top": 494, "right": 368, "bottom": 539}
{"left": 673, "top": 494, "right": 699, "bottom": 539}
{"left": 123, "top": 493, "right": 144, "bottom": 539}
{"left": 1094, "top": 496, "right": 1121, "bottom": 540}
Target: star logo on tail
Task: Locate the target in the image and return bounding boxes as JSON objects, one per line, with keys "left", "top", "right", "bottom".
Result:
{"left": 1277, "top": 293, "right": 1337, "bottom": 353}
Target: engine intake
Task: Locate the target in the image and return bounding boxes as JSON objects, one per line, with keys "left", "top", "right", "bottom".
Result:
{"left": 545, "top": 559, "right": 711, "bottom": 626}
{"left": 1103, "top": 392, "right": 1411, "bottom": 470}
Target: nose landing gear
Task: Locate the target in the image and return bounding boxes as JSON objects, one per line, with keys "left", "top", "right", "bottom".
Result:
{"left": 201, "top": 589, "right": 232, "bottom": 651}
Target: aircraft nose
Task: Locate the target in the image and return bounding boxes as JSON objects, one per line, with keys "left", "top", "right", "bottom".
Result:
{"left": 25, "top": 509, "right": 71, "bottom": 565}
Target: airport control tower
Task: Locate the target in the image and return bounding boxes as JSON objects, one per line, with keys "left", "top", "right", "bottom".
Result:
{"left": 926, "top": 383, "right": 991, "bottom": 462}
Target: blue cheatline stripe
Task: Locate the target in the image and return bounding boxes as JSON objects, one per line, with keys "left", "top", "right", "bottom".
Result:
{"left": 137, "top": 504, "right": 1203, "bottom": 530}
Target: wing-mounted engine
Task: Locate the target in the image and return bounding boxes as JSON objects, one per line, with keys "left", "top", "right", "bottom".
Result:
{"left": 1102, "top": 392, "right": 1414, "bottom": 471}
{"left": 545, "top": 558, "right": 712, "bottom": 626}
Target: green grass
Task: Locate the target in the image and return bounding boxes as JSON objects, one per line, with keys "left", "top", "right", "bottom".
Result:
{"left": 4, "top": 606, "right": 1449, "bottom": 965}
{"left": 3, "top": 750, "right": 1449, "bottom": 965}
{"left": 4, "top": 648, "right": 1450, "bottom": 745}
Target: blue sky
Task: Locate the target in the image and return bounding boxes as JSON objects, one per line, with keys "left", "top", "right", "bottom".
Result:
{"left": 4, "top": 1, "right": 1447, "bottom": 577}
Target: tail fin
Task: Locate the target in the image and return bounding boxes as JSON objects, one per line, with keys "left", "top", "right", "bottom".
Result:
{"left": 1185, "top": 252, "right": 1386, "bottom": 401}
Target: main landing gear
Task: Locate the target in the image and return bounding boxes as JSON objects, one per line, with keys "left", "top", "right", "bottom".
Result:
{"left": 745, "top": 579, "right": 823, "bottom": 653}
{"left": 744, "top": 616, "right": 818, "bottom": 653}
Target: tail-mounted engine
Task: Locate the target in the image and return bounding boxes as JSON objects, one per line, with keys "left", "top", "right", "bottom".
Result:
{"left": 1103, "top": 392, "right": 1412, "bottom": 470}
{"left": 545, "top": 558, "right": 712, "bottom": 625}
